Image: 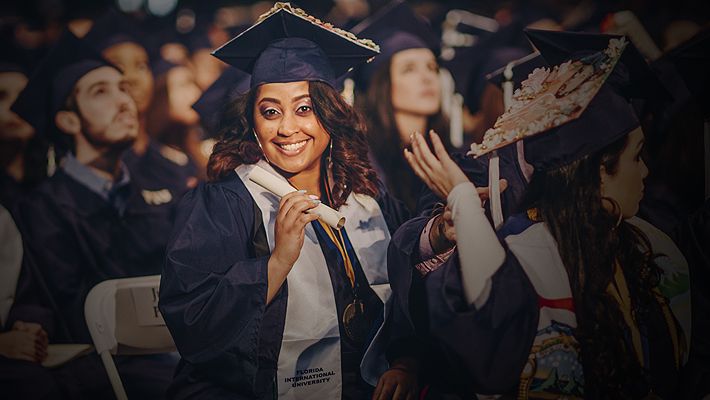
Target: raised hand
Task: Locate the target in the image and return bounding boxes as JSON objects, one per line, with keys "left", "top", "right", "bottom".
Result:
{"left": 404, "top": 130, "right": 469, "bottom": 200}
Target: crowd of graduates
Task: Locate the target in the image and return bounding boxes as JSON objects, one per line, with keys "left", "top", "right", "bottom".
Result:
{"left": 0, "top": 0, "right": 708, "bottom": 399}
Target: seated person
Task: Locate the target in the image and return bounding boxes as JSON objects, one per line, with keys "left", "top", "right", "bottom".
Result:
{"left": 9, "top": 31, "right": 177, "bottom": 398}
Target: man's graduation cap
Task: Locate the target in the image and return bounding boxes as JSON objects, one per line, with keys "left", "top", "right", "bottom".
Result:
{"left": 0, "top": 39, "right": 30, "bottom": 75}
{"left": 84, "top": 9, "right": 149, "bottom": 53}
{"left": 192, "top": 67, "right": 251, "bottom": 137}
{"left": 470, "top": 31, "right": 656, "bottom": 171}
{"left": 349, "top": 0, "right": 439, "bottom": 90}
{"left": 212, "top": 2, "right": 379, "bottom": 89}
{"left": 11, "top": 30, "right": 115, "bottom": 145}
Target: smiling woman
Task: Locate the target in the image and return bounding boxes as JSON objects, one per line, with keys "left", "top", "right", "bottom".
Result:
{"left": 158, "top": 3, "right": 417, "bottom": 400}
{"left": 208, "top": 78, "right": 377, "bottom": 209}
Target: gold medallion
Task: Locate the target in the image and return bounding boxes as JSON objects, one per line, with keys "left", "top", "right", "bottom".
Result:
{"left": 343, "top": 300, "right": 368, "bottom": 342}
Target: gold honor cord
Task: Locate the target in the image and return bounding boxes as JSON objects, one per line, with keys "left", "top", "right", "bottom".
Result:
{"left": 317, "top": 219, "right": 356, "bottom": 288}
{"left": 321, "top": 179, "right": 367, "bottom": 342}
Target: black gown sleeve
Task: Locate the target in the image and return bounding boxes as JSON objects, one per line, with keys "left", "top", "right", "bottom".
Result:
{"left": 158, "top": 176, "right": 285, "bottom": 396}
{"left": 388, "top": 214, "right": 539, "bottom": 396}
{"left": 675, "top": 199, "right": 710, "bottom": 398}
{"left": 375, "top": 182, "right": 411, "bottom": 235}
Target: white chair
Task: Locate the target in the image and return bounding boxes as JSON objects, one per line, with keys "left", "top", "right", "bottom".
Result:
{"left": 84, "top": 275, "right": 176, "bottom": 400}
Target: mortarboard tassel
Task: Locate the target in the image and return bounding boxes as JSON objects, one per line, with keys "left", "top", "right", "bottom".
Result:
{"left": 488, "top": 61, "right": 516, "bottom": 229}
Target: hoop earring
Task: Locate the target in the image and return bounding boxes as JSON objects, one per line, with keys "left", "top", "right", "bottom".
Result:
{"left": 602, "top": 196, "right": 624, "bottom": 227}
{"left": 327, "top": 139, "right": 333, "bottom": 169}
{"left": 253, "top": 129, "right": 271, "bottom": 163}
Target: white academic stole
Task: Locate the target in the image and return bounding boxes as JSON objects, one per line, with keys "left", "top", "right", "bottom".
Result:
{"left": 235, "top": 161, "right": 391, "bottom": 399}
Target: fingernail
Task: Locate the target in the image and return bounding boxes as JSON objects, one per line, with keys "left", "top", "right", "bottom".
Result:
{"left": 311, "top": 199, "right": 321, "bottom": 205}
{"left": 308, "top": 194, "right": 319, "bottom": 200}
{"left": 297, "top": 189, "right": 307, "bottom": 193}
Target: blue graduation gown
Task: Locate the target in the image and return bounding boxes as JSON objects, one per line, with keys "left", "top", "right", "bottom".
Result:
{"left": 0, "top": 172, "right": 28, "bottom": 211}
{"left": 9, "top": 168, "right": 178, "bottom": 398}
{"left": 123, "top": 139, "right": 199, "bottom": 205}
{"left": 159, "top": 174, "right": 410, "bottom": 399}
{"left": 389, "top": 210, "right": 693, "bottom": 397}
{"left": 675, "top": 199, "right": 710, "bottom": 398}
{"left": 387, "top": 213, "right": 538, "bottom": 397}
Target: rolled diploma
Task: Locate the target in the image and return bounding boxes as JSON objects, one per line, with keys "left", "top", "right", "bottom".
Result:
{"left": 248, "top": 165, "right": 346, "bottom": 229}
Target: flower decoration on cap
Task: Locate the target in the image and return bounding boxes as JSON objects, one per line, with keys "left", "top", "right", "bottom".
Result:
{"left": 212, "top": 2, "right": 379, "bottom": 89}
{"left": 468, "top": 37, "right": 628, "bottom": 158}
{"left": 256, "top": 2, "right": 380, "bottom": 52}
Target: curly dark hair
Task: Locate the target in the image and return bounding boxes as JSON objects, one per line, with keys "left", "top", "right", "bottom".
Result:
{"left": 521, "top": 134, "right": 675, "bottom": 397}
{"left": 207, "top": 81, "right": 379, "bottom": 209}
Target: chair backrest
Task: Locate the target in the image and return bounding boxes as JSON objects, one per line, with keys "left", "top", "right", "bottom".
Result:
{"left": 84, "top": 275, "right": 175, "bottom": 356}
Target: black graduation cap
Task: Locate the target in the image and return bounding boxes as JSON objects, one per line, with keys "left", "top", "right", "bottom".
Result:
{"left": 212, "top": 2, "right": 379, "bottom": 89}
{"left": 0, "top": 38, "right": 30, "bottom": 75}
{"left": 151, "top": 58, "right": 179, "bottom": 78}
{"left": 470, "top": 34, "right": 651, "bottom": 171}
{"left": 192, "top": 66, "right": 251, "bottom": 137}
{"left": 524, "top": 28, "right": 664, "bottom": 100}
{"left": 11, "top": 30, "right": 114, "bottom": 145}
{"left": 486, "top": 51, "right": 547, "bottom": 88}
{"left": 84, "top": 8, "right": 156, "bottom": 61}
{"left": 349, "top": 0, "right": 439, "bottom": 90}
{"left": 185, "top": 30, "right": 213, "bottom": 54}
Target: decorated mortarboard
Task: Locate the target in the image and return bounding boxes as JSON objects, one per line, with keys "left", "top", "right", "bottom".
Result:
{"left": 486, "top": 51, "right": 546, "bottom": 88}
{"left": 349, "top": 0, "right": 439, "bottom": 90}
{"left": 524, "top": 28, "right": 662, "bottom": 99}
{"left": 192, "top": 66, "right": 251, "bottom": 136}
{"left": 11, "top": 30, "right": 115, "bottom": 144}
{"left": 469, "top": 34, "right": 644, "bottom": 171}
{"left": 212, "top": 2, "right": 379, "bottom": 89}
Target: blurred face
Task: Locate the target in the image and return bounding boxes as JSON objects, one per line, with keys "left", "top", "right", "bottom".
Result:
{"left": 0, "top": 72, "right": 34, "bottom": 142}
{"left": 600, "top": 128, "right": 648, "bottom": 219}
{"left": 167, "top": 66, "right": 201, "bottom": 125}
{"left": 390, "top": 48, "right": 441, "bottom": 117}
{"left": 253, "top": 81, "right": 330, "bottom": 176}
{"left": 192, "top": 48, "right": 224, "bottom": 91}
{"left": 102, "top": 42, "right": 154, "bottom": 114}
{"left": 74, "top": 66, "right": 138, "bottom": 148}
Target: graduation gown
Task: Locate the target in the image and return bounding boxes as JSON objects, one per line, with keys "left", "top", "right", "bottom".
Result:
{"left": 389, "top": 211, "right": 693, "bottom": 398}
{"left": 675, "top": 199, "right": 710, "bottom": 398}
{"left": 8, "top": 168, "right": 178, "bottom": 398}
{"left": 0, "top": 171, "right": 30, "bottom": 211}
{"left": 159, "top": 171, "right": 410, "bottom": 400}
{"left": 123, "top": 139, "right": 199, "bottom": 207}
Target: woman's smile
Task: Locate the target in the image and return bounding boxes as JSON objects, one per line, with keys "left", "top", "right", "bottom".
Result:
{"left": 273, "top": 137, "right": 312, "bottom": 156}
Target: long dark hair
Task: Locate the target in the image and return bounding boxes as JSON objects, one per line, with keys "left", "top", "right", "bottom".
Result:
{"left": 521, "top": 135, "right": 666, "bottom": 396}
{"left": 207, "top": 80, "right": 378, "bottom": 209}
{"left": 360, "top": 58, "right": 450, "bottom": 211}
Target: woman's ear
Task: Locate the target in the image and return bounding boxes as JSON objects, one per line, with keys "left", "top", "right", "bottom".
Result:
{"left": 55, "top": 111, "right": 81, "bottom": 137}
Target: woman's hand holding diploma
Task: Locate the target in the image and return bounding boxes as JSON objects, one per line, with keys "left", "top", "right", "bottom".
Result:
{"left": 266, "top": 190, "right": 320, "bottom": 304}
